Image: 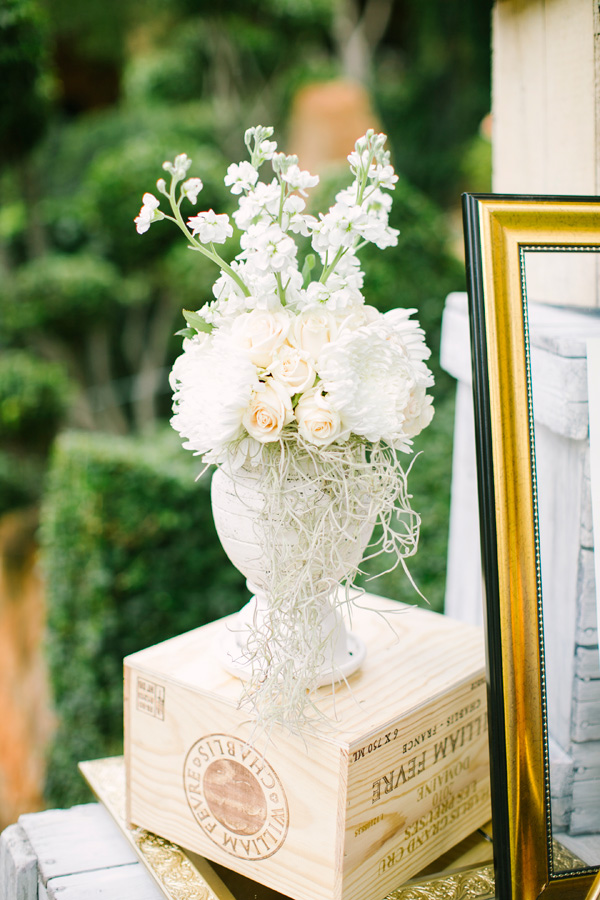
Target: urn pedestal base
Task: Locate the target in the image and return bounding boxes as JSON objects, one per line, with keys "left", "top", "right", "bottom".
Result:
{"left": 124, "top": 595, "right": 491, "bottom": 900}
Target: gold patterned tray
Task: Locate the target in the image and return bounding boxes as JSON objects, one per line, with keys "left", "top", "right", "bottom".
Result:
{"left": 79, "top": 757, "right": 496, "bottom": 900}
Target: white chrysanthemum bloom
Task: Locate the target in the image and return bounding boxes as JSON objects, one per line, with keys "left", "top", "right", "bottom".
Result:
{"left": 383, "top": 308, "right": 433, "bottom": 364}
{"left": 170, "top": 332, "right": 259, "bottom": 459}
{"left": 281, "top": 164, "right": 319, "bottom": 196}
{"left": 317, "top": 318, "right": 434, "bottom": 447}
{"left": 181, "top": 177, "right": 203, "bottom": 204}
{"left": 224, "top": 161, "right": 259, "bottom": 195}
{"left": 231, "top": 308, "right": 291, "bottom": 367}
{"left": 233, "top": 180, "right": 280, "bottom": 231}
{"left": 187, "top": 210, "right": 233, "bottom": 244}
{"left": 134, "top": 193, "right": 164, "bottom": 234}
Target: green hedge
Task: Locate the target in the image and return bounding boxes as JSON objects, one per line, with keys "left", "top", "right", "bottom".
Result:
{"left": 40, "top": 428, "right": 248, "bottom": 806}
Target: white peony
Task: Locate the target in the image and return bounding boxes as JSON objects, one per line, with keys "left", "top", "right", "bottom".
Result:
{"left": 243, "top": 378, "right": 293, "bottom": 443}
{"left": 170, "top": 332, "right": 259, "bottom": 458}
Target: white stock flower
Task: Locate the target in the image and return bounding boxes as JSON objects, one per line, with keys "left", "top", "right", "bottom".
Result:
{"left": 224, "top": 161, "right": 259, "bottom": 195}
{"left": 231, "top": 308, "right": 291, "bottom": 367}
{"left": 181, "top": 177, "right": 203, "bottom": 204}
{"left": 170, "top": 332, "right": 258, "bottom": 458}
{"left": 243, "top": 378, "right": 293, "bottom": 443}
{"left": 240, "top": 223, "right": 297, "bottom": 272}
{"left": 312, "top": 203, "right": 368, "bottom": 254}
{"left": 281, "top": 164, "right": 319, "bottom": 196}
{"left": 282, "top": 195, "right": 317, "bottom": 237}
{"left": 267, "top": 344, "right": 316, "bottom": 394}
{"left": 134, "top": 193, "right": 164, "bottom": 234}
{"left": 233, "top": 180, "right": 280, "bottom": 230}
{"left": 372, "top": 164, "right": 398, "bottom": 189}
{"left": 163, "top": 153, "right": 192, "bottom": 179}
{"left": 187, "top": 210, "right": 233, "bottom": 244}
{"left": 317, "top": 317, "right": 434, "bottom": 447}
{"left": 295, "top": 387, "right": 345, "bottom": 447}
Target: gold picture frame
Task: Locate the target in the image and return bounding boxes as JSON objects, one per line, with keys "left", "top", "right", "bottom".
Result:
{"left": 462, "top": 195, "right": 600, "bottom": 899}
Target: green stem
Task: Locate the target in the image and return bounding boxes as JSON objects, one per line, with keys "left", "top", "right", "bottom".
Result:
{"left": 165, "top": 184, "right": 251, "bottom": 298}
{"left": 319, "top": 246, "right": 347, "bottom": 284}
{"left": 275, "top": 271, "right": 286, "bottom": 305}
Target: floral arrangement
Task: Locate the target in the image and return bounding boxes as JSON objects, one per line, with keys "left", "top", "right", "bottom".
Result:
{"left": 135, "top": 126, "right": 434, "bottom": 729}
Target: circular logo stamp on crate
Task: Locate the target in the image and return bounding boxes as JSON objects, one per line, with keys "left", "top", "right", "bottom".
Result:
{"left": 183, "top": 733, "right": 289, "bottom": 860}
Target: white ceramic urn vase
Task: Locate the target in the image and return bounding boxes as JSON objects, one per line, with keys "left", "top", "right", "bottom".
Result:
{"left": 211, "top": 461, "right": 372, "bottom": 686}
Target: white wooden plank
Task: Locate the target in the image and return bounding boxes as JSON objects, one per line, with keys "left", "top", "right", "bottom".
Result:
{"left": 45, "top": 864, "right": 164, "bottom": 900}
{"left": 493, "top": 0, "right": 597, "bottom": 196}
{"left": 444, "top": 381, "right": 483, "bottom": 626}
{"left": 575, "top": 549, "right": 598, "bottom": 643}
{"left": 537, "top": 422, "right": 585, "bottom": 746}
{"left": 575, "top": 648, "right": 600, "bottom": 681}
{"left": 573, "top": 677, "right": 600, "bottom": 704}
{"left": 582, "top": 451, "right": 594, "bottom": 550}
{"left": 572, "top": 696, "right": 600, "bottom": 741}
{"left": 18, "top": 805, "right": 137, "bottom": 886}
{"left": 549, "top": 737, "right": 574, "bottom": 799}
{"left": 555, "top": 832, "right": 600, "bottom": 865}
{"left": 0, "top": 824, "right": 37, "bottom": 900}
{"left": 492, "top": 0, "right": 548, "bottom": 193}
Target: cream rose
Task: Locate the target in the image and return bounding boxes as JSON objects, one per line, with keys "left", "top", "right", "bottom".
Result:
{"left": 288, "top": 308, "right": 338, "bottom": 361}
{"left": 268, "top": 344, "right": 316, "bottom": 394}
{"left": 295, "top": 387, "right": 344, "bottom": 447}
{"left": 402, "top": 387, "right": 435, "bottom": 438}
{"left": 243, "top": 378, "right": 293, "bottom": 443}
{"left": 232, "top": 308, "right": 291, "bottom": 367}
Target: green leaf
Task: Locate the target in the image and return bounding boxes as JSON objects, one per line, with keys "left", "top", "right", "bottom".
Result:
{"left": 174, "top": 327, "right": 196, "bottom": 338}
{"left": 182, "top": 309, "right": 212, "bottom": 333}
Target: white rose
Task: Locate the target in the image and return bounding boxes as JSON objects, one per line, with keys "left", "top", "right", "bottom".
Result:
{"left": 402, "top": 388, "right": 435, "bottom": 439}
{"left": 232, "top": 309, "right": 291, "bottom": 367}
{"left": 295, "top": 387, "right": 345, "bottom": 447}
{"left": 243, "top": 379, "right": 293, "bottom": 443}
{"left": 268, "top": 344, "right": 316, "bottom": 394}
{"left": 288, "top": 308, "right": 338, "bottom": 361}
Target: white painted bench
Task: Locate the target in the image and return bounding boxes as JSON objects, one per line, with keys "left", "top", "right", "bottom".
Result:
{"left": 0, "top": 804, "right": 164, "bottom": 900}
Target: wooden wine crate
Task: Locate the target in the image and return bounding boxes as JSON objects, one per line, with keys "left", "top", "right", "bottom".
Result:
{"left": 124, "top": 596, "right": 490, "bottom": 900}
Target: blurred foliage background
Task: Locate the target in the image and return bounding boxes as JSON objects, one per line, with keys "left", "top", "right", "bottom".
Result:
{"left": 0, "top": 0, "right": 493, "bottom": 806}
